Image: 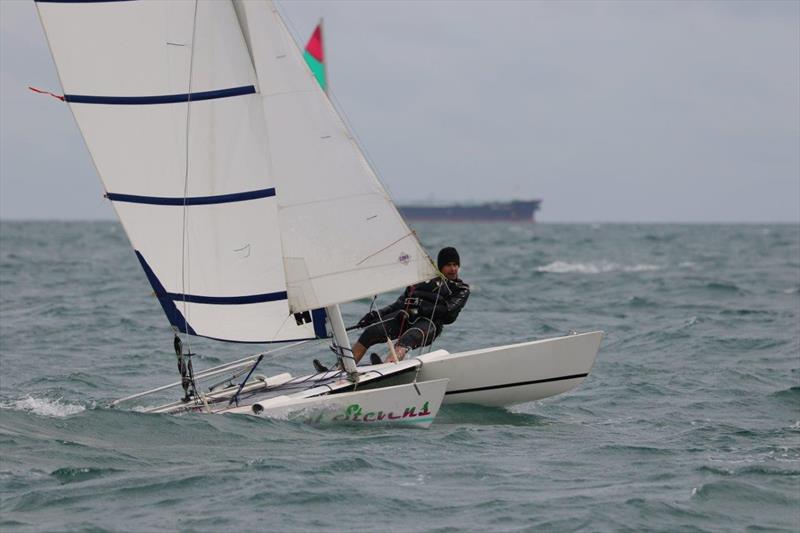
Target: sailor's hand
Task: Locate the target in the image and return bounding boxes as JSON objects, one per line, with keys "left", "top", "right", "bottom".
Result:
{"left": 413, "top": 290, "right": 437, "bottom": 302}
{"left": 357, "top": 310, "right": 379, "bottom": 328}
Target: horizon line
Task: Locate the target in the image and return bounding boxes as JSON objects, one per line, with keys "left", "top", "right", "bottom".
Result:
{"left": 1, "top": 218, "right": 798, "bottom": 225}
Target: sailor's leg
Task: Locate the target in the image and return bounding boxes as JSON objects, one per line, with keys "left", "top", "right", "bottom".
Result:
{"left": 355, "top": 314, "right": 404, "bottom": 364}
{"left": 386, "top": 345, "right": 409, "bottom": 363}
{"left": 392, "top": 318, "right": 437, "bottom": 362}
{"left": 352, "top": 342, "right": 367, "bottom": 364}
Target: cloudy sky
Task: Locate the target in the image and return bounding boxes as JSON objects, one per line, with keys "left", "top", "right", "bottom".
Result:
{"left": 1, "top": 0, "right": 798, "bottom": 222}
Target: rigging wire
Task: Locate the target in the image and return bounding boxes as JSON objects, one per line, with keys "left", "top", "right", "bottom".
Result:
{"left": 176, "top": 0, "right": 201, "bottom": 398}
{"left": 371, "top": 296, "right": 394, "bottom": 360}
{"left": 180, "top": 0, "right": 200, "bottom": 343}
{"left": 420, "top": 279, "right": 444, "bottom": 355}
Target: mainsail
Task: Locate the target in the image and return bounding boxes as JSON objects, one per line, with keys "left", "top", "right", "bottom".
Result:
{"left": 35, "top": 0, "right": 323, "bottom": 343}
{"left": 36, "top": 0, "right": 437, "bottom": 343}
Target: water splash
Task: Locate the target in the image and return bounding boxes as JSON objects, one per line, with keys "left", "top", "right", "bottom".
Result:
{"left": 536, "top": 261, "right": 661, "bottom": 274}
{"left": 1, "top": 396, "right": 86, "bottom": 417}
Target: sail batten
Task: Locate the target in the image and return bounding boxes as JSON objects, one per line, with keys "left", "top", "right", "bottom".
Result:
{"left": 106, "top": 188, "right": 276, "bottom": 206}
{"left": 157, "top": 291, "right": 289, "bottom": 306}
{"left": 63, "top": 85, "right": 256, "bottom": 105}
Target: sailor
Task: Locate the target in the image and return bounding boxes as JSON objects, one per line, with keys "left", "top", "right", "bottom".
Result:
{"left": 314, "top": 247, "right": 470, "bottom": 372}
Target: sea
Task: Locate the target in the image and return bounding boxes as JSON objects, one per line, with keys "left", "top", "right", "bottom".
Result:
{"left": 1, "top": 221, "right": 798, "bottom": 532}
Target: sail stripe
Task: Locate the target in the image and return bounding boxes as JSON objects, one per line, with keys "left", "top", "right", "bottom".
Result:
{"left": 35, "top": 1, "right": 135, "bottom": 3}
{"left": 135, "top": 252, "right": 324, "bottom": 343}
{"left": 106, "top": 188, "right": 276, "bottom": 206}
{"left": 135, "top": 251, "right": 196, "bottom": 335}
{"left": 311, "top": 308, "right": 328, "bottom": 338}
{"left": 162, "top": 291, "right": 288, "bottom": 305}
{"left": 64, "top": 85, "right": 256, "bottom": 105}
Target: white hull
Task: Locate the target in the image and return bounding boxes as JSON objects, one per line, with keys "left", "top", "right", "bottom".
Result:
{"left": 335, "top": 331, "right": 602, "bottom": 407}
{"left": 224, "top": 379, "right": 448, "bottom": 428}
{"left": 418, "top": 331, "right": 602, "bottom": 407}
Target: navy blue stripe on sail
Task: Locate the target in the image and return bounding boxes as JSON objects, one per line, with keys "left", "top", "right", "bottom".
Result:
{"left": 163, "top": 292, "right": 288, "bottom": 306}
{"left": 64, "top": 85, "right": 255, "bottom": 105}
{"left": 36, "top": 1, "right": 135, "bottom": 3}
{"left": 135, "top": 251, "right": 196, "bottom": 336}
{"left": 135, "top": 251, "right": 316, "bottom": 344}
{"left": 311, "top": 308, "right": 328, "bottom": 338}
{"left": 138, "top": 251, "right": 287, "bottom": 306}
{"left": 106, "top": 188, "right": 275, "bottom": 206}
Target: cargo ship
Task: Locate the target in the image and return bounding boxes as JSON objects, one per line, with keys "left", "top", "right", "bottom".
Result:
{"left": 398, "top": 200, "right": 541, "bottom": 222}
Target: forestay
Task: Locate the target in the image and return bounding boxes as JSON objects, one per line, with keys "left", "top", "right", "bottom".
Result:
{"left": 233, "top": 1, "right": 439, "bottom": 314}
{"left": 36, "top": 0, "right": 324, "bottom": 342}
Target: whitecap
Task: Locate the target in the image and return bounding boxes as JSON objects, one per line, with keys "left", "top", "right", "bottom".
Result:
{"left": 624, "top": 264, "right": 662, "bottom": 272}
{"left": 536, "top": 261, "right": 607, "bottom": 274}
{"left": 1, "top": 395, "right": 85, "bottom": 417}
{"left": 536, "top": 261, "right": 661, "bottom": 274}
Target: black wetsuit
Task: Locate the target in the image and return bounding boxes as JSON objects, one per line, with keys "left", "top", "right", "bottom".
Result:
{"left": 357, "top": 277, "right": 470, "bottom": 352}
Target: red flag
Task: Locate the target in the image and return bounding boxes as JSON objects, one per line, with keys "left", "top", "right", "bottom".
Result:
{"left": 305, "top": 24, "right": 324, "bottom": 63}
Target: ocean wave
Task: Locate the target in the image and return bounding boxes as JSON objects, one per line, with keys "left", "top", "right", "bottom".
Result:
{"left": 697, "top": 464, "right": 800, "bottom": 477}
{"left": 51, "top": 466, "right": 121, "bottom": 485}
{"left": 771, "top": 386, "right": 800, "bottom": 401}
{"left": 691, "top": 479, "right": 796, "bottom": 505}
{"left": 719, "top": 308, "right": 774, "bottom": 316}
{"left": 627, "top": 296, "right": 656, "bottom": 307}
{"left": 704, "top": 281, "right": 742, "bottom": 292}
{"left": 536, "top": 261, "right": 662, "bottom": 274}
{"left": 0, "top": 396, "right": 86, "bottom": 417}
{"left": 643, "top": 233, "right": 678, "bottom": 242}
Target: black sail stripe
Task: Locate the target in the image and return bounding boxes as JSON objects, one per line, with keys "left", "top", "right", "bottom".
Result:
{"left": 64, "top": 85, "right": 256, "bottom": 105}
{"left": 162, "top": 291, "right": 288, "bottom": 306}
{"left": 106, "top": 188, "right": 275, "bottom": 206}
{"left": 36, "top": 1, "right": 136, "bottom": 3}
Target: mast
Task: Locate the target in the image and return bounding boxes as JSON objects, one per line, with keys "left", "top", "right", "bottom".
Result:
{"left": 325, "top": 304, "right": 357, "bottom": 374}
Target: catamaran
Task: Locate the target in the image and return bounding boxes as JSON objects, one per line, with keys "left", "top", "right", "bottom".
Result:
{"left": 35, "top": 0, "right": 602, "bottom": 426}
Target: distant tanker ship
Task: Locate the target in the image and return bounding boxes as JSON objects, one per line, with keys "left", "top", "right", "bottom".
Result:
{"left": 398, "top": 200, "right": 542, "bottom": 222}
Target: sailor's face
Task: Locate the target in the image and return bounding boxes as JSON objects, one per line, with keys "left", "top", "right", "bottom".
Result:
{"left": 441, "top": 262, "right": 459, "bottom": 280}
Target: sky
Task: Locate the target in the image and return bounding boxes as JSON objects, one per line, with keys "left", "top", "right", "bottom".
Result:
{"left": 1, "top": 0, "right": 798, "bottom": 223}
